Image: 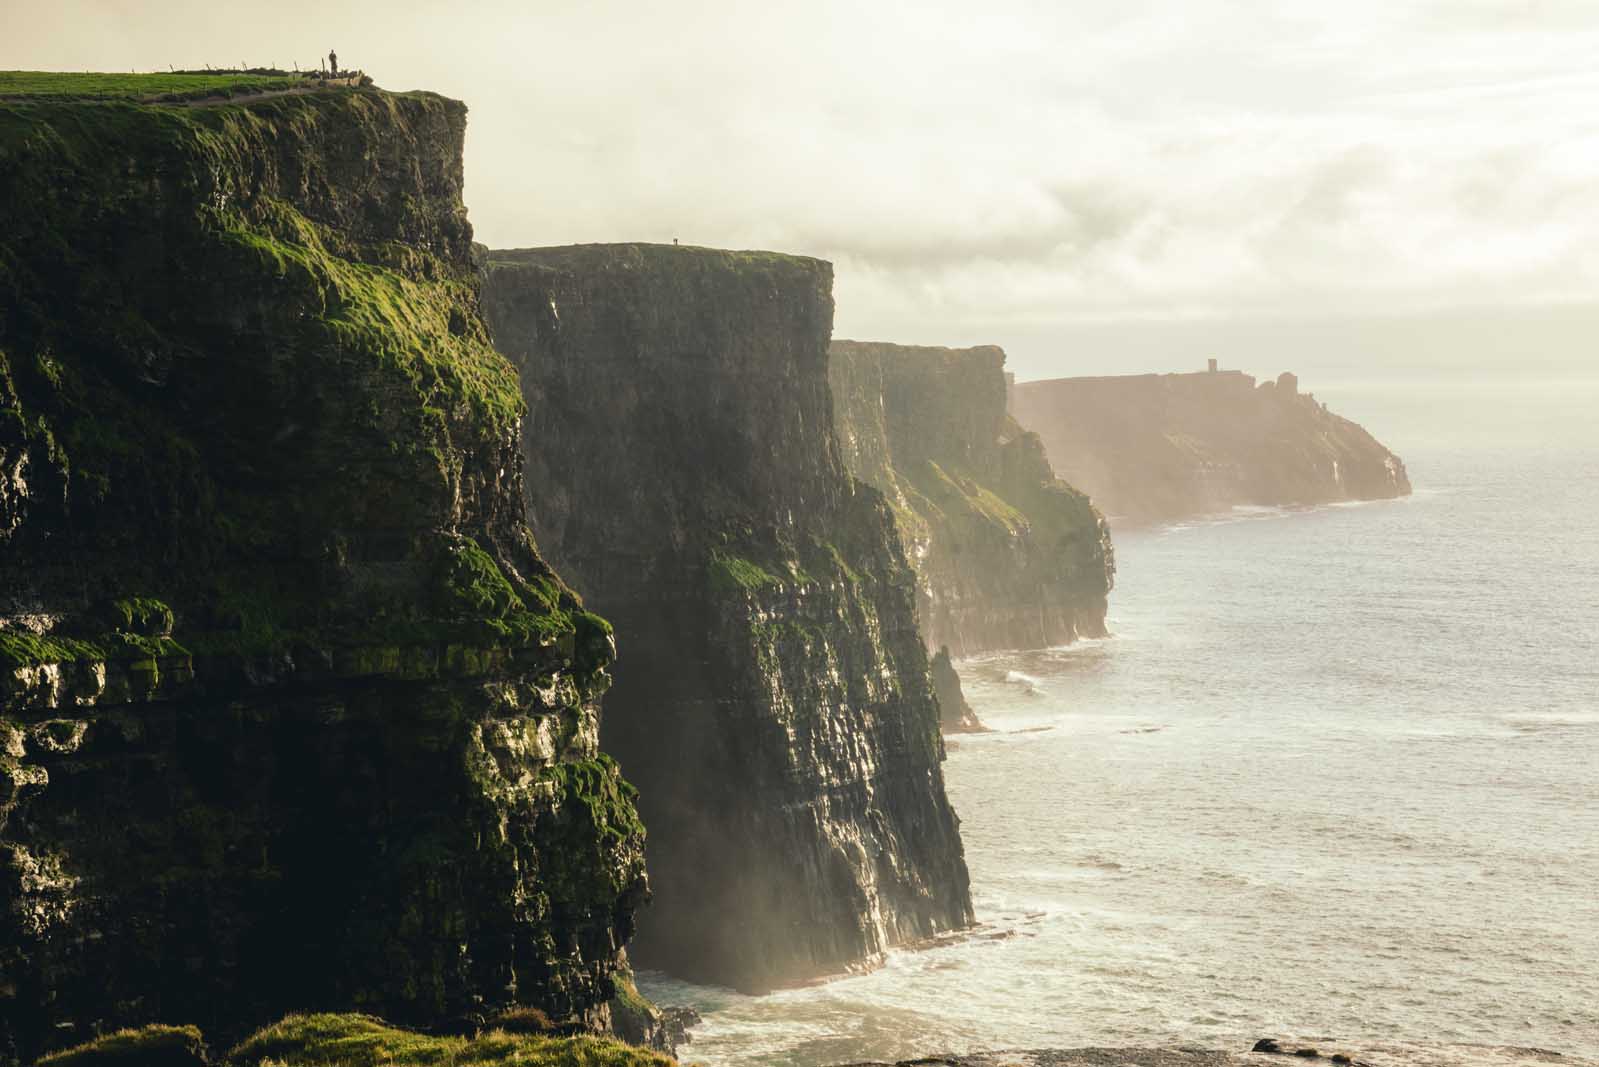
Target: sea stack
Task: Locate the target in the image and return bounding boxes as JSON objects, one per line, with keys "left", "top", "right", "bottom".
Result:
{"left": 480, "top": 244, "right": 974, "bottom": 992}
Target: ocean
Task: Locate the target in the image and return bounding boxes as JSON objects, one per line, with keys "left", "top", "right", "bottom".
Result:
{"left": 639, "top": 379, "right": 1599, "bottom": 1066}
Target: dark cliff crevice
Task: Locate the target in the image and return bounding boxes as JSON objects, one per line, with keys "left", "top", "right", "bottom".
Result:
{"left": 0, "top": 87, "right": 644, "bottom": 1062}
{"left": 481, "top": 244, "right": 974, "bottom": 992}
{"left": 1009, "top": 369, "right": 1412, "bottom": 528}
{"left": 829, "top": 341, "right": 1115, "bottom": 659}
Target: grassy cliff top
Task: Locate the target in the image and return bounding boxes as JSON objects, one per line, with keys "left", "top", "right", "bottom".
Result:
{"left": 833, "top": 339, "right": 1007, "bottom": 362}
{"left": 486, "top": 242, "right": 830, "bottom": 275}
{"left": 37, "top": 1013, "right": 678, "bottom": 1066}
{"left": 0, "top": 70, "right": 320, "bottom": 101}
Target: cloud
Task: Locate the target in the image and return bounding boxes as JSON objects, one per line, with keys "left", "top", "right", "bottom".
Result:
{"left": 6, "top": 0, "right": 1598, "bottom": 354}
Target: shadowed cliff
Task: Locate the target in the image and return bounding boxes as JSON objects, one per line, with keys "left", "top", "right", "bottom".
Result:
{"left": 1010, "top": 369, "right": 1412, "bottom": 528}
{"left": 0, "top": 78, "right": 644, "bottom": 1062}
{"left": 481, "top": 243, "right": 974, "bottom": 992}
{"left": 830, "top": 341, "right": 1114, "bottom": 660}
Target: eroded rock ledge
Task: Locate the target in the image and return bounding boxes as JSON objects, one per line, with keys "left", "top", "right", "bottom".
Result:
{"left": 481, "top": 244, "right": 974, "bottom": 992}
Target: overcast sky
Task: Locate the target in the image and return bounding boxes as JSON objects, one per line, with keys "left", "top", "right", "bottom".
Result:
{"left": 7, "top": 1, "right": 1597, "bottom": 381}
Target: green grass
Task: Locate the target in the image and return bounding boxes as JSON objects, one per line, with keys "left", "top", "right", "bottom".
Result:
{"left": 0, "top": 627, "right": 188, "bottom": 671}
{"left": 37, "top": 1014, "right": 678, "bottom": 1066}
{"left": 0, "top": 70, "right": 308, "bottom": 101}
{"left": 221, "top": 198, "right": 525, "bottom": 435}
{"left": 227, "top": 1012, "right": 676, "bottom": 1067}
{"left": 706, "top": 551, "right": 782, "bottom": 594}
{"left": 36, "top": 1024, "right": 207, "bottom": 1065}
{"left": 910, "top": 460, "right": 1028, "bottom": 531}
{"left": 436, "top": 540, "right": 527, "bottom": 620}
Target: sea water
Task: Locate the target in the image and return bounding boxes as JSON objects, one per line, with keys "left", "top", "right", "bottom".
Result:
{"left": 639, "top": 380, "right": 1599, "bottom": 1066}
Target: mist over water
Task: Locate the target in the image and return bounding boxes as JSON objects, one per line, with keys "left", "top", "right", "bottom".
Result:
{"left": 637, "top": 379, "right": 1599, "bottom": 1066}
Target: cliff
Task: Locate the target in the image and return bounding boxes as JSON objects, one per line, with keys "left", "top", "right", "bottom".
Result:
{"left": 1009, "top": 369, "right": 1412, "bottom": 527}
{"left": 829, "top": 342, "right": 1114, "bottom": 657}
{"left": 0, "top": 77, "right": 644, "bottom": 1062}
{"left": 480, "top": 244, "right": 974, "bottom": 992}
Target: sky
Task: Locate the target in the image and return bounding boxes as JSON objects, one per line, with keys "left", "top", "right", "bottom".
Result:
{"left": 6, "top": 0, "right": 1597, "bottom": 382}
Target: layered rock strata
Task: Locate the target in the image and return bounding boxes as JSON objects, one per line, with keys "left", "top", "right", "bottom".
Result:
{"left": 829, "top": 342, "right": 1114, "bottom": 657}
{"left": 1009, "top": 369, "right": 1412, "bottom": 528}
{"left": 0, "top": 84, "right": 644, "bottom": 1063}
{"left": 481, "top": 244, "right": 974, "bottom": 992}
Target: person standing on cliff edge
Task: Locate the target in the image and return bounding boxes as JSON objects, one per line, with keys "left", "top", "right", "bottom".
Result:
{"left": 328, "top": 49, "right": 338, "bottom": 76}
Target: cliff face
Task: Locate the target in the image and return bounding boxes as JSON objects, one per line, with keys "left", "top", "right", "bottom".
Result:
{"left": 0, "top": 86, "right": 644, "bottom": 1062}
{"left": 829, "top": 342, "right": 1114, "bottom": 657}
{"left": 480, "top": 245, "right": 973, "bottom": 992}
{"left": 1009, "top": 370, "right": 1412, "bottom": 528}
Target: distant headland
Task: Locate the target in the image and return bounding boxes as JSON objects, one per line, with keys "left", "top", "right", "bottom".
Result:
{"left": 1008, "top": 362, "right": 1412, "bottom": 528}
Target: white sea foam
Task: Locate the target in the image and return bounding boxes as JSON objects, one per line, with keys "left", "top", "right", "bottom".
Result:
{"left": 1501, "top": 710, "right": 1599, "bottom": 727}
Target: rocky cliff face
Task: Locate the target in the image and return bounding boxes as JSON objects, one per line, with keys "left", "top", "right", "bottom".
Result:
{"left": 928, "top": 649, "right": 984, "bottom": 734}
{"left": 1009, "top": 370, "right": 1412, "bottom": 528}
{"left": 829, "top": 342, "right": 1114, "bottom": 657}
{"left": 480, "top": 245, "right": 974, "bottom": 992}
{"left": 0, "top": 86, "right": 644, "bottom": 1063}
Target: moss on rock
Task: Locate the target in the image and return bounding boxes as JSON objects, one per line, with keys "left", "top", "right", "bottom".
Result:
{"left": 0, "top": 81, "right": 640, "bottom": 1063}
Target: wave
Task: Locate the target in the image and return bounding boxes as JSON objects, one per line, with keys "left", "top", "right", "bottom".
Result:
{"left": 1502, "top": 711, "right": 1599, "bottom": 729}
{"left": 999, "top": 669, "right": 1047, "bottom": 697}
{"left": 1156, "top": 495, "right": 1414, "bottom": 536}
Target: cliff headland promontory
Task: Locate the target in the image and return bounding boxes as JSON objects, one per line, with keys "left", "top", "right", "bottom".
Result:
{"left": 1009, "top": 366, "right": 1411, "bottom": 527}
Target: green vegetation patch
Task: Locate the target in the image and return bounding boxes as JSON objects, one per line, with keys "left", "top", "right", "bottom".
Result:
{"left": 609, "top": 970, "right": 653, "bottom": 1027}
{"left": 436, "top": 541, "right": 525, "bottom": 620}
{"left": 104, "top": 596, "right": 176, "bottom": 637}
{"left": 37, "top": 1024, "right": 207, "bottom": 1066}
{"left": 0, "top": 628, "right": 188, "bottom": 672}
{"left": 0, "top": 70, "right": 306, "bottom": 101}
{"left": 223, "top": 197, "right": 525, "bottom": 436}
{"left": 907, "top": 460, "right": 1027, "bottom": 532}
{"left": 228, "top": 1011, "right": 675, "bottom": 1067}
{"left": 706, "top": 550, "right": 781, "bottom": 595}
{"left": 543, "top": 755, "right": 644, "bottom": 847}
{"left": 0, "top": 595, "right": 185, "bottom": 671}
